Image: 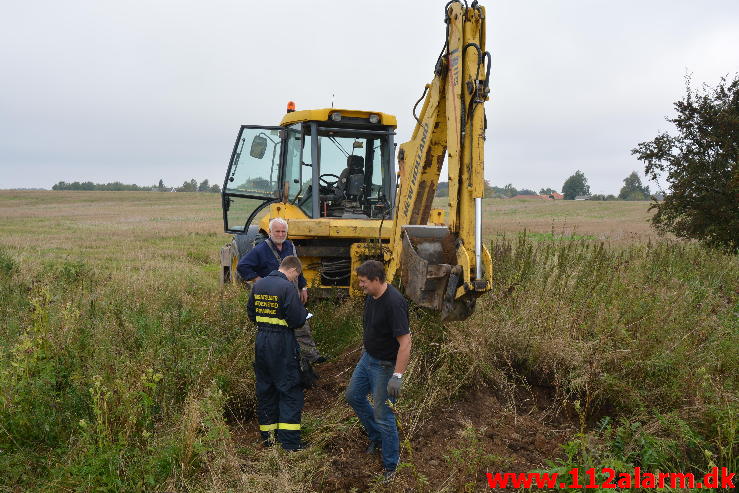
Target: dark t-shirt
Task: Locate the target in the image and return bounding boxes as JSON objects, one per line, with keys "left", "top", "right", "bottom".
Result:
{"left": 363, "top": 284, "right": 410, "bottom": 362}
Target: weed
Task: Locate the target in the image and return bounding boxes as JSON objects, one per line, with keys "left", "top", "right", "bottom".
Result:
{"left": 526, "top": 231, "right": 596, "bottom": 241}
{"left": 443, "top": 423, "right": 510, "bottom": 492}
{"left": 0, "top": 192, "right": 736, "bottom": 491}
{"left": 0, "top": 247, "right": 16, "bottom": 277}
{"left": 310, "top": 297, "right": 363, "bottom": 356}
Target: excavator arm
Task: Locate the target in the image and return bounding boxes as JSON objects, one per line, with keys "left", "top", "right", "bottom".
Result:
{"left": 387, "top": 0, "right": 492, "bottom": 321}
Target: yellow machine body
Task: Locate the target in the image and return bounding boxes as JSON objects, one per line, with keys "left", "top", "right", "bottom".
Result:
{"left": 220, "top": 2, "right": 492, "bottom": 321}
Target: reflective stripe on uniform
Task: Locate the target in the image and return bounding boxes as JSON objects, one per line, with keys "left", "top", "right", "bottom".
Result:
{"left": 259, "top": 423, "right": 278, "bottom": 431}
{"left": 256, "top": 316, "right": 288, "bottom": 326}
{"left": 278, "top": 422, "right": 300, "bottom": 430}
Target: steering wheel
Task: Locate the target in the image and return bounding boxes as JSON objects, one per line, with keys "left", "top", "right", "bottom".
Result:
{"left": 319, "top": 173, "right": 340, "bottom": 187}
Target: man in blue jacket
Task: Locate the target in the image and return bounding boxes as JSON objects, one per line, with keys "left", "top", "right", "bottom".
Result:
{"left": 247, "top": 255, "right": 308, "bottom": 450}
{"left": 237, "top": 217, "right": 324, "bottom": 364}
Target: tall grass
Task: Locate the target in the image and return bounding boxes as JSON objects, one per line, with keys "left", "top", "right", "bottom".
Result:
{"left": 0, "top": 248, "right": 249, "bottom": 490}
{"left": 400, "top": 234, "right": 737, "bottom": 485}
{"left": 0, "top": 233, "right": 736, "bottom": 491}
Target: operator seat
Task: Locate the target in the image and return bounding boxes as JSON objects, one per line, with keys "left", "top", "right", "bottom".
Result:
{"left": 336, "top": 155, "right": 365, "bottom": 199}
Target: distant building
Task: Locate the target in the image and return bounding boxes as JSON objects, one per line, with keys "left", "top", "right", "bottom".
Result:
{"left": 511, "top": 194, "right": 547, "bottom": 200}
{"left": 574, "top": 195, "right": 590, "bottom": 200}
{"left": 508, "top": 192, "right": 565, "bottom": 200}
{"left": 537, "top": 192, "right": 564, "bottom": 200}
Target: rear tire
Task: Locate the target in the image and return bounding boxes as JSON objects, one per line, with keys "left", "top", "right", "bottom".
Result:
{"left": 221, "top": 226, "right": 264, "bottom": 285}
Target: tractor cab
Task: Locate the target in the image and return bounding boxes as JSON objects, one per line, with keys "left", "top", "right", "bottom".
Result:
{"left": 222, "top": 105, "right": 398, "bottom": 233}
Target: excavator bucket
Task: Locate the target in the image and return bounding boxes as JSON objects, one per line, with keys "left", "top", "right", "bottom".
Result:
{"left": 400, "top": 226, "right": 476, "bottom": 322}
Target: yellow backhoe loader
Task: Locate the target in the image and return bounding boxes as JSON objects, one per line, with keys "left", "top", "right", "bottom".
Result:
{"left": 219, "top": 0, "right": 492, "bottom": 321}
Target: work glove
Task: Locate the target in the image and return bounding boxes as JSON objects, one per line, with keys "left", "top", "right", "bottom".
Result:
{"left": 387, "top": 375, "right": 403, "bottom": 400}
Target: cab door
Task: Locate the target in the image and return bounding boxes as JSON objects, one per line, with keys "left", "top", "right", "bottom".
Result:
{"left": 222, "top": 126, "right": 284, "bottom": 233}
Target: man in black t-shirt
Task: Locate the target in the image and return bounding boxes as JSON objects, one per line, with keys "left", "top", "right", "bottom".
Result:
{"left": 345, "top": 260, "right": 411, "bottom": 482}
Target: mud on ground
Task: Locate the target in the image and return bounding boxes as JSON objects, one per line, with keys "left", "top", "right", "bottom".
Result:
{"left": 231, "top": 346, "right": 576, "bottom": 492}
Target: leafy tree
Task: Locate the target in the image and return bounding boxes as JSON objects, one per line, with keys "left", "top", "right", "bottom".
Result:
{"left": 158, "top": 179, "right": 165, "bottom": 191}
{"left": 618, "top": 171, "right": 650, "bottom": 200}
{"left": 539, "top": 187, "right": 557, "bottom": 195}
{"left": 435, "top": 181, "right": 449, "bottom": 197}
{"left": 502, "top": 184, "right": 518, "bottom": 198}
{"left": 246, "top": 177, "right": 270, "bottom": 191}
{"left": 178, "top": 179, "right": 198, "bottom": 192}
{"left": 198, "top": 179, "right": 210, "bottom": 192}
{"left": 518, "top": 189, "right": 538, "bottom": 195}
{"left": 209, "top": 183, "right": 221, "bottom": 193}
{"left": 589, "top": 194, "right": 618, "bottom": 201}
{"left": 632, "top": 74, "right": 739, "bottom": 248}
{"left": 486, "top": 184, "right": 508, "bottom": 198}
{"left": 562, "top": 171, "right": 590, "bottom": 200}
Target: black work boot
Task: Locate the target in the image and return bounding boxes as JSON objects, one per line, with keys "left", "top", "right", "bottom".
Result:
{"left": 381, "top": 469, "right": 396, "bottom": 483}
{"left": 284, "top": 441, "right": 309, "bottom": 452}
{"left": 261, "top": 431, "right": 277, "bottom": 448}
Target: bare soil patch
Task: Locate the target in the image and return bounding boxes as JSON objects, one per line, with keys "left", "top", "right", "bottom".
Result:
{"left": 230, "top": 345, "right": 576, "bottom": 492}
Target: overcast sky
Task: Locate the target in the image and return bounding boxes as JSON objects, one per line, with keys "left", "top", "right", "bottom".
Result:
{"left": 1, "top": 0, "right": 737, "bottom": 194}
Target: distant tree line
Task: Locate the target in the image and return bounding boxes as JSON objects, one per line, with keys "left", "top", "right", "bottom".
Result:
{"left": 52, "top": 179, "right": 221, "bottom": 193}
{"left": 52, "top": 181, "right": 155, "bottom": 191}
{"left": 168, "top": 179, "right": 221, "bottom": 193}
{"left": 436, "top": 181, "right": 540, "bottom": 198}
{"left": 435, "top": 170, "right": 653, "bottom": 201}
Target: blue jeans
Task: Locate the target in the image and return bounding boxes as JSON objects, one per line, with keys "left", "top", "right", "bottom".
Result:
{"left": 345, "top": 351, "right": 399, "bottom": 471}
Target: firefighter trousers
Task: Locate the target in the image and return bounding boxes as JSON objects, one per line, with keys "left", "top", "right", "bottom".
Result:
{"left": 254, "top": 327, "right": 303, "bottom": 450}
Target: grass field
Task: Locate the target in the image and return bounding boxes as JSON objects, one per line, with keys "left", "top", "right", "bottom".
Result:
{"left": 0, "top": 191, "right": 657, "bottom": 261}
{"left": 435, "top": 196, "right": 659, "bottom": 244}
{"left": 0, "top": 191, "right": 736, "bottom": 492}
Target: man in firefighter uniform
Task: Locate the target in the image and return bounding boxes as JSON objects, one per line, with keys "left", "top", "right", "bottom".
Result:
{"left": 247, "top": 255, "right": 308, "bottom": 451}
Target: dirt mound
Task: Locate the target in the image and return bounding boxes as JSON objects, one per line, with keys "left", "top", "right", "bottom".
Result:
{"left": 231, "top": 347, "right": 576, "bottom": 491}
{"left": 406, "top": 388, "right": 573, "bottom": 489}
{"left": 317, "top": 386, "right": 574, "bottom": 491}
